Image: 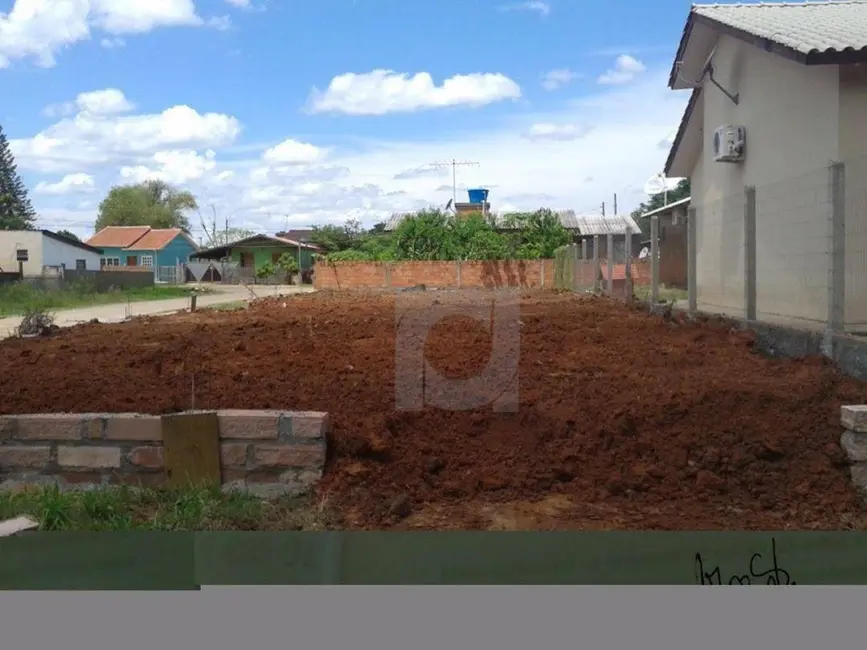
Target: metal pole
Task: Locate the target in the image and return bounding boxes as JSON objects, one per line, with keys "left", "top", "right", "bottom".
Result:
{"left": 650, "top": 215, "right": 660, "bottom": 304}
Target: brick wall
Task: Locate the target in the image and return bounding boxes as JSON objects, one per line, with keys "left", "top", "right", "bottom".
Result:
{"left": 314, "top": 259, "right": 556, "bottom": 290}
{"left": 0, "top": 410, "right": 327, "bottom": 497}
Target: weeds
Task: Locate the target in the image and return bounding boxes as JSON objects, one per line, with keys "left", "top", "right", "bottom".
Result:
{"left": 0, "top": 282, "right": 196, "bottom": 317}
{"left": 0, "top": 485, "right": 335, "bottom": 531}
{"left": 15, "top": 307, "right": 56, "bottom": 337}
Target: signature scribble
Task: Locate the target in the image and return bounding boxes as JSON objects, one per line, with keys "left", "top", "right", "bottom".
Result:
{"left": 694, "top": 537, "right": 796, "bottom": 585}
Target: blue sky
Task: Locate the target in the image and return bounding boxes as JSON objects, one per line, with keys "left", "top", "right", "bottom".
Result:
{"left": 0, "top": 0, "right": 693, "bottom": 241}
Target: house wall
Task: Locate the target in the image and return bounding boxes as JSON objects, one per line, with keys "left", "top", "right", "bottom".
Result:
{"left": 0, "top": 231, "right": 43, "bottom": 275}
{"left": 838, "top": 65, "right": 867, "bottom": 329}
{"left": 42, "top": 236, "right": 101, "bottom": 271}
{"left": 154, "top": 235, "right": 196, "bottom": 268}
{"left": 230, "top": 246, "right": 315, "bottom": 271}
{"left": 98, "top": 246, "right": 130, "bottom": 266}
{"left": 691, "top": 33, "right": 841, "bottom": 322}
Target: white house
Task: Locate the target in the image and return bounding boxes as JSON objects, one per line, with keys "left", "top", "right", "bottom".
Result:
{"left": 664, "top": 1, "right": 867, "bottom": 329}
{"left": 0, "top": 230, "right": 103, "bottom": 275}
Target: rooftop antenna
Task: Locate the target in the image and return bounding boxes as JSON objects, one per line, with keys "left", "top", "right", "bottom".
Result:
{"left": 429, "top": 158, "right": 479, "bottom": 206}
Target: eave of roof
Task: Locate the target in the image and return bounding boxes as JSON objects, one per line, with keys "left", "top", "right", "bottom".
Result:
{"left": 41, "top": 230, "right": 104, "bottom": 255}
{"left": 664, "top": 87, "right": 702, "bottom": 177}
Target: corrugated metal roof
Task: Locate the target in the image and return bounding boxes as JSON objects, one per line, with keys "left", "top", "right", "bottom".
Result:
{"left": 571, "top": 214, "right": 643, "bottom": 236}
{"left": 693, "top": 1, "right": 867, "bottom": 56}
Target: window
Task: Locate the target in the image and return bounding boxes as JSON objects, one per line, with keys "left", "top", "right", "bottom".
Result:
{"left": 100, "top": 257, "right": 120, "bottom": 267}
{"left": 140, "top": 255, "right": 154, "bottom": 268}
{"left": 75, "top": 259, "right": 86, "bottom": 270}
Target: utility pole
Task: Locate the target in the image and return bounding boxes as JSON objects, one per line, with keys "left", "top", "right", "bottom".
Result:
{"left": 601, "top": 202, "right": 606, "bottom": 217}
{"left": 430, "top": 158, "right": 479, "bottom": 206}
{"left": 613, "top": 193, "right": 618, "bottom": 216}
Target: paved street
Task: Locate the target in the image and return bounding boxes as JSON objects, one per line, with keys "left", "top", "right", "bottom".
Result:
{"left": 0, "top": 284, "right": 314, "bottom": 339}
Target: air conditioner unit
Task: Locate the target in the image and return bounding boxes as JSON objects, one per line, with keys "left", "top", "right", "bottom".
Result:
{"left": 712, "top": 124, "right": 746, "bottom": 163}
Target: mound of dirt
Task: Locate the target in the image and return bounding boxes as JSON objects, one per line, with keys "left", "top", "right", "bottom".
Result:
{"left": 1, "top": 290, "right": 865, "bottom": 530}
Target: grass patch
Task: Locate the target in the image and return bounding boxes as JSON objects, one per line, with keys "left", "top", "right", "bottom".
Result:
{"left": 0, "top": 281, "right": 201, "bottom": 317}
{"left": 0, "top": 485, "right": 335, "bottom": 531}
{"left": 634, "top": 285, "right": 688, "bottom": 303}
{"left": 203, "top": 300, "right": 248, "bottom": 312}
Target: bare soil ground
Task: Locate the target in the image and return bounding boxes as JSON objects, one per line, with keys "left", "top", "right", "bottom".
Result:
{"left": 1, "top": 289, "right": 866, "bottom": 531}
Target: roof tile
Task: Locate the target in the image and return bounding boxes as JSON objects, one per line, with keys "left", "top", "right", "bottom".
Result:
{"left": 693, "top": 1, "right": 867, "bottom": 55}
{"left": 86, "top": 226, "right": 151, "bottom": 249}
{"left": 126, "top": 228, "right": 184, "bottom": 251}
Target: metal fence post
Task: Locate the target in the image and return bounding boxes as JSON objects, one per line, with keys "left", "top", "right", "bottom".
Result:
{"left": 744, "top": 186, "right": 757, "bottom": 322}
{"left": 593, "top": 235, "right": 601, "bottom": 292}
{"left": 828, "top": 161, "right": 846, "bottom": 333}
{"left": 650, "top": 215, "right": 660, "bottom": 304}
{"left": 606, "top": 233, "right": 614, "bottom": 295}
{"left": 687, "top": 207, "right": 697, "bottom": 315}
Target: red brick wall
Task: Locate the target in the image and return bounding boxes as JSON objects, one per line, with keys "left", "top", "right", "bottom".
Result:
{"left": 0, "top": 411, "right": 327, "bottom": 495}
{"left": 314, "top": 259, "right": 556, "bottom": 290}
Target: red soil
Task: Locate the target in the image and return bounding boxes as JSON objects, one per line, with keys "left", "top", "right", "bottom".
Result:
{"left": 1, "top": 289, "right": 865, "bottom": 530}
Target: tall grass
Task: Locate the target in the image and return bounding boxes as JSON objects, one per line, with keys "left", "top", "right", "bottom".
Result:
{"left": 0, "top": 280, "right": 195, "bottom": 317}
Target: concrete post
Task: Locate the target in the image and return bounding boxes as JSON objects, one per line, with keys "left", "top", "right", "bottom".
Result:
{"left": 828, "top": 161, "right": 846, "bottom": 333}
{"left": 456, "top": 260, "right": 462, "bottom": 288}
{"left": 687, "top": 207, "right": 697, "bottom": 315}
{"left": 624, "top": 227, "right": 633, "bottom": 298}
{"left": 744, "top": 186, "right": 757, "bottom": 322}
{"left": 606, "top": 233, "right": 614, "bottom": 295}
{"left": 650, "top": 215, "right": 660, "bottom": 304}
{"left": 572, "top": 243, "right": 579, "bottom": 291}
{"left": 593, "top": 235, "right": 601, "bottom": 293}
{"left": 581, "top": 239, "right": 588, "bottom": 260}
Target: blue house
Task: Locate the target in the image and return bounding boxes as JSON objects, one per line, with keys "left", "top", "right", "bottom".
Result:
{"left": 86, "top": 226, "right": 198, "bottom": 270}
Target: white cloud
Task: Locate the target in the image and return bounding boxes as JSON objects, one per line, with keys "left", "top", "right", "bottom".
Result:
{"left": 120, "top": 149, "right": 217, "bottom": 184}
{"left": 89, "top": 0, "right": 201, "bottom": 33}
{"left": 262, "top": 139, "right": 324, "bottom": 165}
{"left": 597, "top": 55, "right": 646, "bottom": 85}
{"left": 26, "top": 72, "right": 688, "bottom": 239}
{"left": 46, "top": 88, "right": 134, "bottom": 116}
{"left": 100, "top": 36, "right": 125, "bottom": 48}
{"left": 307, "top": 69, "right": 522, "bottom": 116}
{"left": 13, "top": 96, "right": 241, "bottom": 172}
{"left": 498, "top": 2, "right": 551, "bottom": 17}
{"left": 34, "top": 173, "right": 96, "bottom": 195}
{"left": 207, "top": 15, "right": 232, "bottom": 31}
{"left": 541, "top": 68, "right": 579, "bottom": 91}
{"left": 0, "top": 0, "right": 204, "bottom": 69}
{"left": 526, "top": 123, "right": 590, "bottom": 141}
{"left": 226, "top": 0, "right": 251, "bottom": 6}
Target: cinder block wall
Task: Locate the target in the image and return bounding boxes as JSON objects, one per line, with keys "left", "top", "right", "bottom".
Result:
{"left": 0, "top": 410, "right": 328, "bottom": 497}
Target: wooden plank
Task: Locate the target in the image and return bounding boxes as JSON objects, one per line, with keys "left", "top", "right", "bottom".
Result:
{"left": 161, "top": 411, "right": 222, "bottom": 488}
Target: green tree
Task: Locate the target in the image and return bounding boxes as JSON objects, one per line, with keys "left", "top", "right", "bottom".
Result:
{"left": 55, "top": 230, "right": 79, "bottom": 242}
{"left": 631, "top": 178, "right": 691, "bottom": 234}
{"left": 309, "top": 218, "right": 364, "bottom": 253}
{"left": 0, "top": 124, "right": 37, "bottom": 230}
{"left": 392, "top": 209, "right": 452, "bottom": 260}
{"left": 95, "top": 180, "right": 197, "bottom": 233}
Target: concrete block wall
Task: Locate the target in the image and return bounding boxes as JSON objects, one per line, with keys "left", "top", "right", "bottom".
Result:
{"left": 0, "top": 410, "right": 327, "bottom": 497}
{"left": 842, "top": 405, "right": 867, "bottom": 506}
{"left": 313, "top": 259, "right": 556, "bottom": 290}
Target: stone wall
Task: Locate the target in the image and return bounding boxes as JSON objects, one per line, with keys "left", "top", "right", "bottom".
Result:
{"left": 0, "top": 410, "right": 327, "bottom": 497}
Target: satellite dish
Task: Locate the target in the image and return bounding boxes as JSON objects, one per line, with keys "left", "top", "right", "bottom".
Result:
{"left": 643, "top": 173, "right": 681, "bottom": 196}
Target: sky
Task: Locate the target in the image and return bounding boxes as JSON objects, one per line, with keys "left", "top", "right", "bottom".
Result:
{"left": 0, "top": 0, "right": 694, "bottom": 242}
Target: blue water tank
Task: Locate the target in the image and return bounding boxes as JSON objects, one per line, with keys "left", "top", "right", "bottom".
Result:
{"left": 468, "top": 188, "right": 489, "bottom": 204}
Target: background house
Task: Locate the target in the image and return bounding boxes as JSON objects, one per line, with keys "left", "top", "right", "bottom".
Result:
{"left": 0, "top": 230, "right": 103, "bottom": 275}
{"left": 664, "top": 1, "right": 867, "bottom": 327}
{"left": 639, "top": 198, "right": 690, "bottom": 290}
{"left": 87, "top": 226, "right": 198, "bottom": 271}
{"left": 190, "top": 233, "right": 321, "bottom": 273}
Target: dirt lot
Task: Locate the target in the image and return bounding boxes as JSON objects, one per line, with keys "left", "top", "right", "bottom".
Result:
{"left": 1, "top": 289, "right": 866, "bottom": 530}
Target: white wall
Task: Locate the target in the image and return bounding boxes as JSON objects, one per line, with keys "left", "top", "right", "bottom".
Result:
{"left": 0, "top": 231, "right": 44, "bottom": 275}
{"left": 691, "top": 34, "right": 842, "bottom": 322}
{"left": 42, "top": 235, "right": 101, "bottom": 271}
{"left": 839, "top": 65, "right": 867, "bottom": 330}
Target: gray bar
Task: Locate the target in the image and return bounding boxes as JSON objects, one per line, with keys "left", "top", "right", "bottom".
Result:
{"left": 687, "top": 206, "right": 697, "bottom": 315}
{"left": 744, "top": 186, "right": 757, "bottom": 322}
{"left": 828, "top": 161, "right": 846, "bottom": 332}
{"left": 650, "top": 215, "right": 660, "bottom": 304}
